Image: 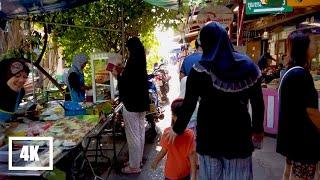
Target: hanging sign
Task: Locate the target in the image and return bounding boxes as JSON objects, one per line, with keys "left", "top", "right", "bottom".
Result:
{"left": 287, "top": 0, "right": 320, "bottom": 7}
{"left": 246, "top": 0, "right": 293, "bottom": 15}
{"left": 195, "top": 5, "right": 233, "bottom": 28}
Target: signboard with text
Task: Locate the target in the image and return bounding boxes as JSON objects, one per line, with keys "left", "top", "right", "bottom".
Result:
{"left": 246, "top": 0, "right": 293, "bottom": 15}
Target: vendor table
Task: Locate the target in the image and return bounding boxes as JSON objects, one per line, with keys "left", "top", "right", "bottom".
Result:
{"left": 0, "top": 102, "right": 124, "bottom": 179}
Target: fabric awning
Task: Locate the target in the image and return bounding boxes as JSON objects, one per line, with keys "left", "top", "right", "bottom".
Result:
{"left": 0, "top": 0, "right": 98, "bottom": 19}
{"left": 143, "top": 0, "right": 191, "bottom": 9}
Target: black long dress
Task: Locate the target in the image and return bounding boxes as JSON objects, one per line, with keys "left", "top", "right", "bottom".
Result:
{"left": 277, "top": 67, "right": 320, "bottom": 162}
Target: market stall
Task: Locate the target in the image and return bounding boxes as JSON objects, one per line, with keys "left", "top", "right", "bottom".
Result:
{"left": 90, "top": 52, "right": 122, "bottom": 103}
{"left": 259, "top": 26, "right": 320, "bottom": 135}
{"left": 0, "top": 100, "right": 124, "bottom": 179}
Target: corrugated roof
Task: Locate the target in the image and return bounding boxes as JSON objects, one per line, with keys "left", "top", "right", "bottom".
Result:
{"left": 0, "top": 0, "right": 98, "bottom": 19}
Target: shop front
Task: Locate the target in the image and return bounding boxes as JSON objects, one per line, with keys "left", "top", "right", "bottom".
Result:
{"left": 244, "top": 9, "right": 320, "bottom": 135}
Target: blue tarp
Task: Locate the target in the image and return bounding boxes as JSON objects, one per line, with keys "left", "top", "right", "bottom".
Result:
{"left": 0, "top": 0, "right": 98, "bottom": 19}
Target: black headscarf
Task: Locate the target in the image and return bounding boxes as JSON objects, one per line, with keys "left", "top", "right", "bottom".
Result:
{"left": 194, "top": 22, "right": 261, "bottom": 92}
{"left": 0, "top": 58, "right": 30, "bottom": 87}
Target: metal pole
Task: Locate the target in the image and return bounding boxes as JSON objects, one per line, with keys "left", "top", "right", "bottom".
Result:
{"left": 121, "top": 1, "right": 125, "bottom": 63}
{"left": 91, "top": 58, "right": 96, "bottom": 103}
{"left": 237, "top": 1, "right": 245, "bottom": 46}
{"left": 29, "top": 20, "right": 37, "bottom": 103}
{"left": 31, "top": 21, "right": 122, "bottom": 32}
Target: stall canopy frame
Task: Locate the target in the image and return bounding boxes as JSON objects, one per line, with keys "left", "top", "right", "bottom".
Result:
{"left": 0, "top": 0, "right": 99, "bottom": 19}
{"left": 0, "top": 0, "right": 126, "bottom": 99}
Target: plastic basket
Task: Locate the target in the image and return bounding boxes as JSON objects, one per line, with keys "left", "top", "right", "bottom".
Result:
{"left": 63, "top": 101, "right": 87, "bottom": 116}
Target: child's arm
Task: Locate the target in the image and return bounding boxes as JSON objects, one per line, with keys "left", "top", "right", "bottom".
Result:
{"left": 151, "top": 147, "right": 168, "bottom": 171}
{"left": 189, "top": 151, "right": 197, "bottom": 180}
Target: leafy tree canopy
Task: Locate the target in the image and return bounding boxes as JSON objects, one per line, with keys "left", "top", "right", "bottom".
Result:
{"left": 37, "top": 0, "right": 181, "bottom": 70}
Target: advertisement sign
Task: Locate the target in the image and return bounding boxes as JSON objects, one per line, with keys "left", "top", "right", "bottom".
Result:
{"left": 246, "top": 0, "right": 293, "bottom": 15}
{"left": 195, "top": 5, "right": 233, "bottom": 28}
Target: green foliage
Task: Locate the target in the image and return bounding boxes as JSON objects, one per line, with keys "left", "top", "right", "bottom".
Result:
{"left": 42, "top": 0, "right": 178, "bottom": 61}
{"left": 0, "top": 28, "right": 43, "bottom": 61}
{"left": 0, "top": 48, "right": 37, "bottom": 61}
{"left": 140, "top": 31, "right": 161, "bottom": 73}
{"left": 36, "top": 0, "right": 180, "bottom": 79}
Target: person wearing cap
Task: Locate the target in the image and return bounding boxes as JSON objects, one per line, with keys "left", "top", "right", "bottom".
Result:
{"left": 0, "top": 58, "right": 30, "bottom": 122}
{"left": 180, "top": 39, "right": 202, "bottom": 80}
{"left": 165, "top": 22, "right": 264, "bottom": 179}
{"left": 65, "top": 53, "right": 89, "bottom": 102}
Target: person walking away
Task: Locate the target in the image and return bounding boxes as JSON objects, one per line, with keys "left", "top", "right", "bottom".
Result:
{"left": 180, "top": 39, "right": 202, "bottom": 80}
{"left": 65, "top": 53, "right": 89, "bottom": 102}
{"left": 165, "top": 22, "right": 265, "bottom": 180}
{"left": 114, "top": 37, "right": 149, "bottom": 174}
{"left": 151, "top": 98, "right": 197, "bottom": 180}
{"left": 0, "top": 58, "right": 30, "bottom": 122}
{"left": 277, "top": 30, "right": 320, "bottom": 180}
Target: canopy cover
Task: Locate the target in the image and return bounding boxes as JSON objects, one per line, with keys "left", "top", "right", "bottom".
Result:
{"left": 0, "top": 0, "right": 97, "bottom": 19}
{"left": 143, "top": 0, "right": 191, "bottom": 9}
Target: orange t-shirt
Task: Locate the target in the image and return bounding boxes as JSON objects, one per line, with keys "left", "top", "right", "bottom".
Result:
{"left": 161, "top": 127, "right": 196, "bottom": 180}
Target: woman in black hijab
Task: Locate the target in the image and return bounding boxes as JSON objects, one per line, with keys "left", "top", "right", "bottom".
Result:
{"left": 166, "top": 22, "right": 265, "bottom": 179}
{"left": 115, "top": 37, "right": 149, "bottom": 174}
{"left": 0, "top": 58, "right": 30, "bottom": 122}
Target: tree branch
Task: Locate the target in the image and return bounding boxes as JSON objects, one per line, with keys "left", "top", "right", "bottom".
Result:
{"left": 23, "top": 58, "right": 64, "bottom": 92}
{"left": 35, "top": 24, "right": 48, "bottom": 65}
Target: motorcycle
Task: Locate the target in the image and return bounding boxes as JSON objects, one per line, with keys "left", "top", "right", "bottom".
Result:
{"left": 144, "top": 74, "right": 164, "bottom": 144}
{"left": 153, "top": 64, "right": 170, "bottom": 105}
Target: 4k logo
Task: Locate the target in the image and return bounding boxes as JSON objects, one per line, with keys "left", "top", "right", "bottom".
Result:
{"left": 9, "top": 137, "right": 53, "bottom": 171}
{"left": 20, "top": 145, "right": 40, "bottom": 162}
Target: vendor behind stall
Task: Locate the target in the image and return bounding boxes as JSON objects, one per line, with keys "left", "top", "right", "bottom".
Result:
{"left": 65, "top": 53, "right": 89, "bottom": 102}
{"left": 258, "top": 52, "right": 280, "bottom": 84}
{"left": 0, "top": 58, "right": 30, "bottom": 122}
{"left": 258, "top": 51, "right": 275, "bottom": 71}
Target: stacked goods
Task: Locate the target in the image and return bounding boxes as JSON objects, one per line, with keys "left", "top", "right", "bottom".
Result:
{"left": 40, "top": 115, "right": 99, "bottom": 148}
{"left": 95, "top": 69, "right": 110, "bottom": 84}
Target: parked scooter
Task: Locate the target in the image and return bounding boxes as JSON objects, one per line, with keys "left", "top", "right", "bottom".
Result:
{"left": 145, "top": 74, "right": 164, "bottom": 144}
{"left": 153, "top": 64, "right": 170, "bottom": 105}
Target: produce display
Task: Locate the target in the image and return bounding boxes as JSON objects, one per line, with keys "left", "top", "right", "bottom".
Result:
{"left": 0, "top": 99, "right": 120, "bottom": 171}
{"left": 39, "top": 115, "right": 100, "bottom": 148}
{"left": 5, "top": 121, "right": 53, "bottom": 138}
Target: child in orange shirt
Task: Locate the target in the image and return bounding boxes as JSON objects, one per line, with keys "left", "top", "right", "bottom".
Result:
{"left": 151, "top": 99, "right": 197, "bottom": 180}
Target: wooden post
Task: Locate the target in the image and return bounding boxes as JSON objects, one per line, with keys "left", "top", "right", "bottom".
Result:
{"left": 228, "top": 24, "right": 233, "bottom": 40}
{"left": 237, "top": 1, "right": 245, "bottom": 46}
